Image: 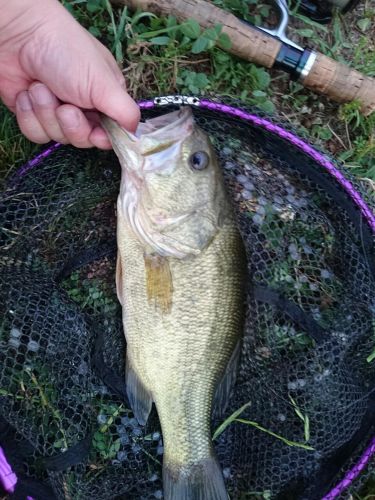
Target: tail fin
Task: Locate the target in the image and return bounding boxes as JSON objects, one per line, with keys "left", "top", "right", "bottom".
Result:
{"left": 163, "top": 457, "right": 228, "bottom": 500}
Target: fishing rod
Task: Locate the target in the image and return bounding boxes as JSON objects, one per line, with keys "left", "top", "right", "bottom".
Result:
{"left": 112, "top": 0, "right": 375, "bottom": 115}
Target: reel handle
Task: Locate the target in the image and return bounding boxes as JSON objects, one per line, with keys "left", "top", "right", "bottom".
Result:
{"left": 113, "top": 0, "right": 375, "bottom": 115}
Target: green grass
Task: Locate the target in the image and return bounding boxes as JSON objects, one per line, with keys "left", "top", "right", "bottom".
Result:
{"left": 62, "top": 270, "right": 118, "bottom": 314}
{"left": 0, "top": 361, "right": 71, "bottom": 451}
{"left": 213, "top": 401, "right": 314, "bottom": 451}
{"left": 356, "top": 475, "right": 375, "bottom": 499}
{"left": 1, "top": 0, "right": 374, "bottom": 182}
{"left": 0, "top": 0, "right": 374, "bottom": 496}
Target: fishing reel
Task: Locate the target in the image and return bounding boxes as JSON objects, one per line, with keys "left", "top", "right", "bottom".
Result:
{"left": 256, "top": 0, "right": 362, "bottom": 49}
{"left": 293, "top": 0, "right": 361, "bottom": 23}
{"left": 252, "top": 0, "right": 363, "bottom": 82}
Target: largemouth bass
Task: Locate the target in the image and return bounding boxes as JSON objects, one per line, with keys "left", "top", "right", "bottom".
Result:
{"left": 102, "top": 107, "right": 245, "bottom": 500}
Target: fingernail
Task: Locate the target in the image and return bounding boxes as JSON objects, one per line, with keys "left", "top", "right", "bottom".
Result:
{"left": 57, "top": 107, "right": 81, "bottom": 130}
{"left": 17, "top": 92, "right": 32, "bottom": 112}
{"left": 29, "top": 84, "right": 53, "bottom": 106}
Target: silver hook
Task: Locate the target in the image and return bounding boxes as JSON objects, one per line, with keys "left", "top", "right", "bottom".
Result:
{"left": 257, "top": 0, "right": 302, "bottom": 51}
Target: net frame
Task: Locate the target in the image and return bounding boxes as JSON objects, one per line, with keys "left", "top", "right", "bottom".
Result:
{"left": 1, "top": 95, "right": 374, "bottom": 500}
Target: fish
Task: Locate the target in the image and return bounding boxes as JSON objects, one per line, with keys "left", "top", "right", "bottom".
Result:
{"left": 101, "top": 107, "right": 246, "bottom": 500}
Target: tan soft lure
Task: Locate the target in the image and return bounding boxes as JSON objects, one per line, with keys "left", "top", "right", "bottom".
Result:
{"left": 102, "top": 107, "right": 246, "bottom": 500}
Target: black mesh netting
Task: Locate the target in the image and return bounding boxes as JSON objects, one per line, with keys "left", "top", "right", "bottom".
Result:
{"left": 0, "top": 98, "right": 374, "bottom": 500}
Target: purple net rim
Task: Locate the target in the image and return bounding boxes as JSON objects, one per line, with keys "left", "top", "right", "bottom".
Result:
{"left": 321, "top": 436, "right": 375, "bottom": 500}
{"left": 0, "top": 447, "right": 33, "bottom": 500}
{"left": 15, "top": 141, "right": 61, "bottom": 178}
{"left": 14, "top": 99, "right": 375, "bottom": 233}
{"left": 7, "top": 98, "right": 375, "bottom": 499}
{"left": 0, "top": 446, "right": 17, "bottom": 493}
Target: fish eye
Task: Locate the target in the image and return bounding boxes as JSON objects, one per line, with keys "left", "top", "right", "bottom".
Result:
{"left": 189, "top": 151, "right": 209, "bottom": 171}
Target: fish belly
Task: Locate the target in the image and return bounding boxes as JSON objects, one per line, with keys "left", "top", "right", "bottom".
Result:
{"left": 117, "top": 211, "right": 244, "bottom": 499}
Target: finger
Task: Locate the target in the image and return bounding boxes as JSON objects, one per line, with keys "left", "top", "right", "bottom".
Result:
{"left": 28, "top": 83, "right": 67, "bottom": 143}
{"left": 84, "top": 110, "right": 101, "bottom": 126}
{"left": 84, "top": 110, "right": 115, "bottom": 149}
{"left": 56, "top": 104, "right": 95, "bottom": 148}
{"left": 15, "top": 91, "right": 50, "bottom": 144}
{"left": 0, "top": 77, "right": 30, "bottom": 111}
{"left": 0, "top": 95, "right": 16, "bottom": 113}
{"left": 92, "top": 78, "right": 140, "bottom": 133}
{"left": 5, "top": 104, "right": 16, "bottom": 114}
{"left": 89, "top": 126, "right": 112, "bottom": 150}
{"left": 1, "top": 90, "right": 17, "bottom": 112}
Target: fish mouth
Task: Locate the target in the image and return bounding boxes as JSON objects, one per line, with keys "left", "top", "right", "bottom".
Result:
{"left": 135, "top": 108, "right": 192, "bottom": 137}
{"left": 101, "top": 107, "right": 194, "bottom": 159}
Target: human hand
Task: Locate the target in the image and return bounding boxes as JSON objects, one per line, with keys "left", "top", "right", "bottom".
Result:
{"left": 0, "top": 0, "right": 140, "bottom": 149}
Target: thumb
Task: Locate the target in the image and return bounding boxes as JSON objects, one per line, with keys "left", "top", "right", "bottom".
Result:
{"left": 93, "top": 78, "right": 140, "bottom": 133}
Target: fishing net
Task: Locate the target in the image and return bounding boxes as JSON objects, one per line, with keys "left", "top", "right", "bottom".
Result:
{"left": 0, "top": 96, "right": 374, "bottom": 500}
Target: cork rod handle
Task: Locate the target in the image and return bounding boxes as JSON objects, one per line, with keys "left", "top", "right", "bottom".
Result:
{"left": 302, "top": 53, "right": 375, "bottom": 116}
{"left": 112, "top": 0, "right": 375, "bottom": 115}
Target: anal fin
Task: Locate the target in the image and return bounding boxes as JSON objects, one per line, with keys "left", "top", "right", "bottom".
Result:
{"left": 213, "top": 340, "right": 241, "bottom": 419}
{"left": 126, "top": 354, "right": 152, "bottom": 425}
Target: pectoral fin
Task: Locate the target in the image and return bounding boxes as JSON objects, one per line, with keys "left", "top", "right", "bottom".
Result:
{"left": 213, "top": 340, "right": 241, "bottom": 419}
{"left": 126, "top": 354, "right": 153, "bottom": 425}
{"left": 144, "top": 254, "right": 173, "bottom": 314}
